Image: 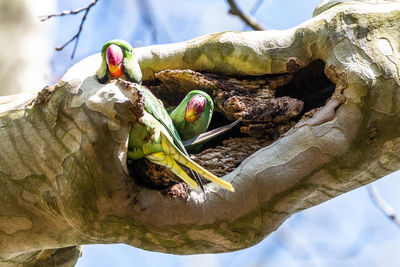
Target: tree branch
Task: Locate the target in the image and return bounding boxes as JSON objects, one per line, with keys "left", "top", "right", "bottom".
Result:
{"left": 249, "top": 0, "right": 264, "bottom": 15}
{"left": 2, "top": 1, "right": 400, "bottom": 265}
{"left": 38, "top": 2, "right": 97, "bottom": 22}
{"left": 226, "top": 0, "right": 266, "bottom": 30}
{"left": 136, "top": 0, "right": 160, "bottom": 44}
{"left": 39, "top": 0, "right": 99, "bottom": 59}
{"left": 368, "top": 184, "right": 400, "bottom": 228}
{"left": 3, "top": 246, "right": 81, "bottom": 267}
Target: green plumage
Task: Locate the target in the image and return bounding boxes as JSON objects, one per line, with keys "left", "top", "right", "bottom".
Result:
{"left": 96, "top": 40, "right": 234, "bottom": 191}
{"left": 170, "top": 91, "right": 240, "bottom": 153}
{"left": 129, "top": 86, "right": 187, "bottom": 159}
{"left": 170, "top": 90, "right": 213, "bottom": 141}
{"left": 96, "top": 39, "right": 142, "bottom": 84}
{"left": 127, "top": 85, "right": 233, "bottom": 191}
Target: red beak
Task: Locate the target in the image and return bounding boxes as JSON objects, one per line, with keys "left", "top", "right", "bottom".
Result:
{"left": 106, "top": 44, "right": 124, "bottom": 77}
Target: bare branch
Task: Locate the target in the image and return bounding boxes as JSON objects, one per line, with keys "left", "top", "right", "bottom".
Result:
{"left": 368, "top": 184, "right": 400, "bottom": 228}
{"left": 226, "top": 0, "right": 266, "bottom": 31}
{"left": 136, "top": 0, "right": 159, "bottom": 44}
{"left": 39, "top": 0, "right": 99, "bottom": 59}
{"left": 39, "top": 2, "right": 95, "bottom": 22}
{"left": 249, "top": 0, "right": 264, "bottom": 15}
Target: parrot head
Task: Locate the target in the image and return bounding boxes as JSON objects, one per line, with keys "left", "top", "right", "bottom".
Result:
{"left": 170, "top": 90, "right": 214, "bottom": 142}
{"left": 106, "top": 44, "right": 124, "bottom": 77}
{"left": 185, "top": 94, "right": 207, "bottom": 123}
{"left": 96, "top": 39, "right": 143, "bottom": 84}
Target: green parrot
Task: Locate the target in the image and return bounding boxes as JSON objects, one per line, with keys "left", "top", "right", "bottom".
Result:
{"left": 96, "top": 39, "right": 142, "bottom": 84}
{"left": 170, "top": 90, "right": 213, "bottom": 141}
{"left": 127, "top": 86, "right": 234, "bottom": 191}
{"left": 96, "top": 40, "right": 234, "bottom": 192}
{"left": 170, "top": 91, "right": 240, "bottom": 153}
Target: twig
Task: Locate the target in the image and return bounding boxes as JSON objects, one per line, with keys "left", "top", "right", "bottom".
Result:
{"left": 242, "top": 0, "right": 265, "bottom": 31}
{"left": 39, "top": 0, "right": 99, "bottom": 59}
{"left": 38, "top": 2, "right": 95, "bottom": 22}
{"left": 368, "top": 184, "right": 400, "bottom": 228}
{"left": 136, "top": 0, "right": 160, "bottom": 44}
{"left": 250, "top": 0, "right": 264, "bottom": 15}
{"left": 226, "top": 0, "right": 266, "bottom": 31}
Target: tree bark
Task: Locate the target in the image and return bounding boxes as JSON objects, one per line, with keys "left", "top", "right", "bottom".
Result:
{"left": 1, "top": 0, "right": 400, "bottom": 265}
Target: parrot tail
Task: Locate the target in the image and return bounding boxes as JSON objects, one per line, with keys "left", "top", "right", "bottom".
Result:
{"left": 146, "top": 152, "right": 199, "bottom": 189}
{"left": 161, "top": 135, "right": 235, "bottom": 192}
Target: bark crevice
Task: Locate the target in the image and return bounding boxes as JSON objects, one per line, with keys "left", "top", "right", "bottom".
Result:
{"left": 133, "top": 59, "right": 340, "bottom": 191}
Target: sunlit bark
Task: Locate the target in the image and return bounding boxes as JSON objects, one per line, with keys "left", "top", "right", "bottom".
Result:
{"left": 1, "top": 1, "right": 400, "bottom": 265}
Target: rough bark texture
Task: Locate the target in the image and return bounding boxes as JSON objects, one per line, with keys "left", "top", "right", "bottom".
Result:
{"left": 151, "top": 69, "right": 305, "bottom": 136}
{"left": 1, "top": 0, "right": 400, "bottom": 265}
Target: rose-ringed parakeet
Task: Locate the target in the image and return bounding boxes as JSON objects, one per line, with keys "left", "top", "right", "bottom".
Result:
{"left": 170, "top": 90, "right": 240, "bottom": 153}
{"left": 127, "top": 85, "right": 233, "bottom": 191}
{"left": 96, "top": 40, "right": 234, "bottom": 192}
{"left": 96, "top": 39, "right": 142, "bottom": 84}
{"left": 170, "top": 90, "right": 213, "bottom": 141}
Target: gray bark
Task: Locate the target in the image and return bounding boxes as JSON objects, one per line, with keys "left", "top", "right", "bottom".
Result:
{"left": 1, "top": 0, "right": 400, "bottom": 265}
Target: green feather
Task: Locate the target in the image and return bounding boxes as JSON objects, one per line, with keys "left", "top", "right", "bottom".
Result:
{"left": 141, "top": 86, "right": 186, "bottom": 153}
{"left": 170, "top": 90, "right": 213, "bottom": 141}
{"left": 171, "top": 91, "right": 240, "bottom": 153}
{"left": 95, "top": 40, "right": 233, "bottom": 191}
{"left": 96, "top": 39, "right": 142, "bottom": 84}
{"left": 127, "top": 85, "right": 185, "bottom": 160}
{"left": 128, "top": 85, "right": 234, "bottom": 192}
{"left": 123, "top": 52, "right": 142, "bottom": 84}
{"left": 96, "top": 49, "right": 109, "bottom": 84}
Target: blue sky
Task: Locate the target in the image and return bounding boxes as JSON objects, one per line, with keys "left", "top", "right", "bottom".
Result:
{"left": 47, "top": 0, "right": 400, "bottom": 266}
